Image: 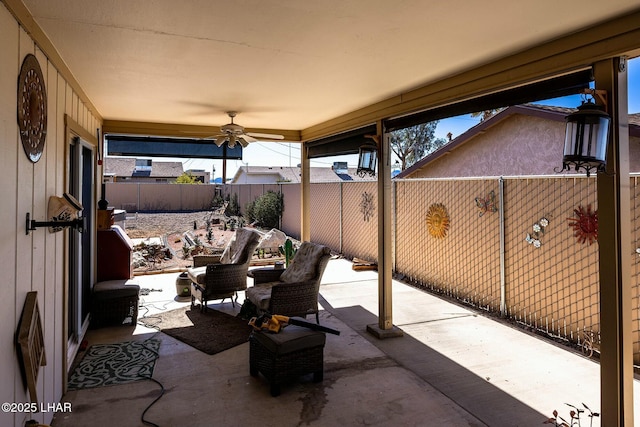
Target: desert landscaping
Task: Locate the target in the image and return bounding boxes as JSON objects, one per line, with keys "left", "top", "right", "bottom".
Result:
{"left": 124, "top": 211, "right": 289, "bottom": 273}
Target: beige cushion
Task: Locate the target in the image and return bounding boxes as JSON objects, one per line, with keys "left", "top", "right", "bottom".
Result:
{"left": 279, "top": 242, "right": 326, "bottom": 283}
{"left": 246, "top": 282, "right": 279, "bottom": 311}
{"left": 187, "top": 266, "right": 207, "bottom": 285}
{"left": 220, "top": 228, "right": 260, "bottom": 264}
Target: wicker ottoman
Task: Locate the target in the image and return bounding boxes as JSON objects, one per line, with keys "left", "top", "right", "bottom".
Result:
{"left": 91, "top": 279, "right": 140, "bottom": 328}
{"left": 249, "top": 324, "right": 326, "bottom": 396}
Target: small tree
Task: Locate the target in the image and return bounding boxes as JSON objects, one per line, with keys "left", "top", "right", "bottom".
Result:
{"left": 211, "top": 193, "right": 225, "bottom": 209}
{"left": 225, "top": 193, "right": 241, "bottom": 216}
{"left": 245, "top": 199, "right": 256, "bottom": 223}
{"left": 175, "top": 172, "right": 200, "bottom": 184}
{"left": 251, "top": 191, "right": 283, "bottom": 229}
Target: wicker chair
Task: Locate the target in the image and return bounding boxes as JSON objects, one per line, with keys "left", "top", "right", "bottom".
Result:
{"left": 246, "top": 242, "right": 331, "bottom": 323}
{"left": 188, "top": 227, "right": 261, "bottom": 312}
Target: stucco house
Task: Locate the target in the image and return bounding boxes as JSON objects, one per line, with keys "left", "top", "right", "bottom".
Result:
{"left": 1, "top": 1, "right": 639, "bottom": 426}
{"left": 398, "top": 104, "right": 640, "bottom": 179}
{"left": 103, "top": 157, "right": 184, "bottom": 183}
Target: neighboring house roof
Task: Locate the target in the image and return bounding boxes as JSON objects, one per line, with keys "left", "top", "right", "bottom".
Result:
{"left": 104, "top": 157, "right": 184, "bottom": 178}
{"left": 231, "top": 166, "right": 377, "bottom": 183}
{"left": 396, "top": 104, "right": 640, "bottom": 179}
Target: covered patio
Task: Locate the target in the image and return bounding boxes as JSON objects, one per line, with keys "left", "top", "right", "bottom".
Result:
{"left": 53, "top": 258, "right": 640, "bottom": 426}
{"left": 2, "top": 2, "right": 640, "bottom": 426}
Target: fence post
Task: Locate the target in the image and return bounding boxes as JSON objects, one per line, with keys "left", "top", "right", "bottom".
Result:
{"left": 499, "top": 177, "right": 506, "bottom": 316}
{"left": 339, "top": 182, "right": 343, "bottom": 253}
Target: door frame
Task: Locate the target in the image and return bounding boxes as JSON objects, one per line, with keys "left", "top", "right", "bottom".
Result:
{"left": 63, "top": 116, "right": 99, "bottom": 378}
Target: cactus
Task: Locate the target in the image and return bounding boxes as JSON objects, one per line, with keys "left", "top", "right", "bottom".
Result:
{"left": 279, "top": 238, "right": 297, "bottom": 268}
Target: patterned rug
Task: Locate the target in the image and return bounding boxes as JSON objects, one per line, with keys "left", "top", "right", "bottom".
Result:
{"left": 68, "top": 339, "right": 160, "bottom": 390}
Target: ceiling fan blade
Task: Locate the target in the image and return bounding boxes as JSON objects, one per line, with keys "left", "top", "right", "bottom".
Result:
{"left": 241, "top": 134, "right": 258, "bottom": 143}
{"left": 246, "top": 132, "right": 285, "bottom": 140}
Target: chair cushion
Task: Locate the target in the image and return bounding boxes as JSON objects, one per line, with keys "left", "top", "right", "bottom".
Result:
{"left": 187, "top": 266, "right": 207, "bottom": 285}
{"left": 279, "top": 242, "right": 328, "bottom": 283}
{"left": 93, "top": 279, "right": 140, "bottom": 300}
{"left": 220, "top": 228, "right": 260, "bottom": 265}
{"left": 246, "top": 282, "right": 279, "bottom": 311}
{"left": 251, "top": 323, "right": 326, "bottom": 356}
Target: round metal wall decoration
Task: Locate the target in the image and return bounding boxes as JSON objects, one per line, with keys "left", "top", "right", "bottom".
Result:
{"left": 426, "top": 203, "right": 450, "bottom": 239}
{"left": 17, "top": 54, "right": 47, "bottom": 163}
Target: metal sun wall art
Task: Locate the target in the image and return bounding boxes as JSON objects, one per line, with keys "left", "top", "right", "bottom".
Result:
{"left": 525, "top": 217, "right": 549, "bottom": 248}
{"left": 426, "top": 203, "right": 450, "bottom": 239}
{"left": 567, "top": 204, "right": 598, "bottom": 245}
{"left": 360, "top": 192, "right": 374, "bottom": 222}
{"left": 474, "top": 190, "right": 498, "bottom": 217}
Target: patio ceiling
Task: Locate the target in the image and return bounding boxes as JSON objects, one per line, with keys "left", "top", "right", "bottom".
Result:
{"left": 17, "top": 0, "right": 640, "bottom": 140}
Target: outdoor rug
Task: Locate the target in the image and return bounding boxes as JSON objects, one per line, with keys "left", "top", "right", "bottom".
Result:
{"left": 139, "top": 306, "right": 253, "bottom": 355}
{"left": 68, "top": 339, "right": 161, "bottom": 390}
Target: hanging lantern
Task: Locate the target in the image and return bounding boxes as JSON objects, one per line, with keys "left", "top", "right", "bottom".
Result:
{"left": 357, "top": 140, "right": 378, "bottom": 177}
{"left": 560, "top": 93, "right": 610, "bottom": 177}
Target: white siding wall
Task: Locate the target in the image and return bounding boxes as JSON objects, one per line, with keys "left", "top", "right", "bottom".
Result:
{"left": 0, "top": 4, "right": 101, "bottom": 426}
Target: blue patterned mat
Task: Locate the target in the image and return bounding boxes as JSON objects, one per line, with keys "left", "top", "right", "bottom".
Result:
{"left": 68, "top": 339, "right": 160, "bottom": 390}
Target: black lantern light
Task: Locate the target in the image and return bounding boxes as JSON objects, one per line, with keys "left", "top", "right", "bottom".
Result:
{"left": 559, "top": 90, "right": 610, "bottom": 177}
{"left": 357, "top": 136, "right": 378, "bottom": 177}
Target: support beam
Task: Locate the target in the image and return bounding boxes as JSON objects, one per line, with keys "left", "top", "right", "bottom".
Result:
{"left": 367, "top": 121, "right": 403, "bottom": 339}
{"left": 300, "top": 142, "right": 310, "bottom": 242}
{"left": 596, "top": 57, "right": 633, "bottom": 427}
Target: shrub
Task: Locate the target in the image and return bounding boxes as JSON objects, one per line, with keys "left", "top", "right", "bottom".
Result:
{"left": 251, "top": 191, "right": 283, "bottom": 229}
{"left": 175, "top": 172, "right": 200, "bottom": 184}
{"left": 225, "top": 193, "right": 241, "bottom": 216}
{"left": 245, "top": 199, "right": 256, "bottom": 223}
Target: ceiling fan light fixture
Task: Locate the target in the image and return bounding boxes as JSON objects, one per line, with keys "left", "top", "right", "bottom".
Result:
{"left": 228, "top": 135, "right": 237, "bottom": 148}
{"left": 206, "top": 111, "right": 285, "bottom": 146}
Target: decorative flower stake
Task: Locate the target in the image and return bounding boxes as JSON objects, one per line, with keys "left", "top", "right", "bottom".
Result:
{"left": 426, "top": 203, "right": 450, "bottom": 239}
{"left": 567, "top": 204, "right": 598, "bottom": 245}
{"left": 525, "top": 217, "right": 549, "bottom": 248}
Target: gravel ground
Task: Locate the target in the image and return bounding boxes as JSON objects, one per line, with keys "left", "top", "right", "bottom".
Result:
{"left": 124, "top": 211, "right": 220, "bottom": 239}
{"left": 122, "top": 211, "right": 233, "bottom": 273}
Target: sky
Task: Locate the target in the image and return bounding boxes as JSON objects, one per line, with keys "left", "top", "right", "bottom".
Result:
{"left": 162, "top": 57, "right": 640, "bottom": 181}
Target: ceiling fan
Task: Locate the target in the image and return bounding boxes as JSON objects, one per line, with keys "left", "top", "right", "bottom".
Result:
{"left": 210, "top": 111, "right": 284, "bottom": 148}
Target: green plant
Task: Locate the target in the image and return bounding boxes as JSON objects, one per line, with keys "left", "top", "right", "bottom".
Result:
{"left": 251, "top": 191, "right": 283, "bottom": 229}
{"left": 211, "top": 194, "right": 225, "bottom": 209}
{"left": 225, "top": 193, "right": 241, "bottom": 216}
{"left": 245, "top": 199, "right": 256, "bottom": 223}
{"left": 182, "top": 242, "right": 191, "bottom": 258}
{"left": 279, "top": 238, "right": 297, "bottom": 268}
{"left": 544, "top": 403, "right": 599, "bottom": 427}
{"left": 175, "top": 172, "right": 200, "bottom": 184}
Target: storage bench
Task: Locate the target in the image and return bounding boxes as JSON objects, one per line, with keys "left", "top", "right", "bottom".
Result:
{"left": 91, "top": 279, "right": 140, "bottom": 328}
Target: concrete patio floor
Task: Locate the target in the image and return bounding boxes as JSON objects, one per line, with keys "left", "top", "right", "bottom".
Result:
{"left": 52, "top": 257, "right": 640, "bottom": 427}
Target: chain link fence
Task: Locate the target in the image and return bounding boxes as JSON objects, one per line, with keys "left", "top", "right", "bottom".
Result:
{"left": 219, "top": 175, "right": 640, "bottom": 362}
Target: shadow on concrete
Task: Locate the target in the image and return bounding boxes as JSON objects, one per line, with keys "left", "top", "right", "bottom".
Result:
{"left": 319, "top": 295, "right": 546, "bottom": 426}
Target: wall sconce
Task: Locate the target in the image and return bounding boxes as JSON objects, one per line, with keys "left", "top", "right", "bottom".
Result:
{"left": 26, "top": 193, "right": 84, "bottom": 235}
{"left": 558, "top": 89, "right": 610, "bottom": 177}
{"left": 357, "top": 135, "right": 378, "bottom": 177}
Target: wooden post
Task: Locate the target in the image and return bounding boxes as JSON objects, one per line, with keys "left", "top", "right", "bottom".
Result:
{"left": 367, "top": 120, "right": 402, "bottom": 338}
{"left": 595, "top": 57, "right": 633, "bottom": 427}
